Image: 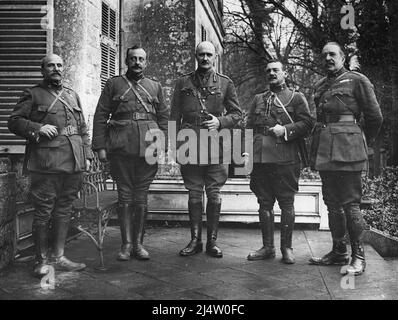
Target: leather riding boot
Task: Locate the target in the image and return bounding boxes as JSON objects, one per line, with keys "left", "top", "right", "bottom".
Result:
{"left": 342, "top": 203, "right": 366, "bottom": 276}
{"left": 247, "top": 208, "right": 275, "bottom": 260}
{"left": 50, "top": 220, "right": 86, "bottom": 271}
{"left": 309, "top": 207, "right": 349, "bottom": 266}
{"left": 280, "top": 207, "right": 295, "bottom": 264}
{"left": 132, "top": 204, "right": 150, "bottom": 260}
{"left": 342, "top": 241, "right": 366, "bottom": 276}
{"left": 206, "top": 201, "right": 223, "bottom": 258}
{"left": 117, "top": 204, "right": 133, "bottom": 261}
{"left": 180, "top": 201, "right": 203, "bottom": 256}
{"left": 32, "top": 222, "right": 50, "bottom": 277}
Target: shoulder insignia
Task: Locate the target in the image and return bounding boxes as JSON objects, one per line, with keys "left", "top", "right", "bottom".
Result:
{"left": 29, "top": 84, "right": 40, "bottom": 90}
{"left": 347, "top": 71, "right": 369, "bottom": 81}
{"left": 314, "top": 77, "right": 327, "bottom": 89}
{"left": 216, "top": 72, "right": 232, "bottom": 81}
{"left": 181, "top": 71, "right": 194, "bottom": 78}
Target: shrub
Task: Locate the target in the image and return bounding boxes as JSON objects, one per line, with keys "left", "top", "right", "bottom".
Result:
{"left": 362, "top": 167, "right": 398, "bottom": 238}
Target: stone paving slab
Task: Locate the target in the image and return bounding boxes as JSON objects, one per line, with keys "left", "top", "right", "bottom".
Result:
{"left": 0, "top": 226, "right": 398, "bottom": 300}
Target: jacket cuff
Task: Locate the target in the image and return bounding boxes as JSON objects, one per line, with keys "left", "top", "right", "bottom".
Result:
{"left": 284, "top": 123, "right": 297, "bottom": 141}
{"left": 91, "top": 135, "right": 106, "bottom": 151}
{"left": 84, "top": 146, "right": 94, "bottom": 160}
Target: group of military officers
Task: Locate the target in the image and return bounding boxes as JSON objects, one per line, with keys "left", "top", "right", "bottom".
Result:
{"left": 8, "top": 40, "right": 382, "bottom": 279}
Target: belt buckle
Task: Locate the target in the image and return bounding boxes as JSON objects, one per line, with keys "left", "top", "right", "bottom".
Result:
{"left": 263, "top": 126, "right": 270, "bottom": 135}
{"left": 64, "top": 125, "right": 73, "bottom": 136}
{"left": 132, "top": 112, "right": 139, "bottom": 120}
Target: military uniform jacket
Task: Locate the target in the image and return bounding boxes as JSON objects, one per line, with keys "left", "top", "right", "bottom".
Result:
{"left": 247, "top": 85, "right": 313, "bottom": 164}
{"left": 170, "top": 69, "right": 242, "bottom": 164}
{"left": 92, "top": 75, "right": 169, "bottom": 157}
{"left": 8, "top": 82, "right": 93, "bottom": 173}
{"left": 310, "top": 68, "right": 383, "bottom": 171}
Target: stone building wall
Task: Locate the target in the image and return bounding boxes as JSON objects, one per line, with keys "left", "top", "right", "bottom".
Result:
{"left": 53, "top": 0, "right": 119, "bottom": 130}
{"left": 0, "top": 159, "right": 16, "bottom": 271}
{"left": 195, "top": 0, "right": 224, "bottom": 72}
{"left": 121, "top": 0, "right": 196, "bottom": 103}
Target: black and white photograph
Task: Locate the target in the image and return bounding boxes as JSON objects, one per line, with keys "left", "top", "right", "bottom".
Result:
{"left": 0, "top": 0, "right": 397, "bottom": 307}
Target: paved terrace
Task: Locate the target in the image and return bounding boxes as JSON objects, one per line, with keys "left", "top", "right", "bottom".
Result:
{"left": 1, "top": 225, "right": 398, "bottom": 300}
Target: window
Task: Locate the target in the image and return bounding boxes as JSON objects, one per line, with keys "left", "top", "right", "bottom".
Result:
{"left": 0, "top": 0, "right": 51, "bottom": 153}
{"left": 100, "top": 1, "right": 118, "bottom": 89}
{"left": 201, "top": 25, "right": 207, "bottom": 42}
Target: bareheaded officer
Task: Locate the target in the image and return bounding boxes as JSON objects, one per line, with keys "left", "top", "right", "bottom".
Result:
{"left": 246, "top": 60, "right": 314, "bottom": 264}
{"left": 170, "top": 41, "right": 242, "bottom": 258}
{"left": 309, "top": 42, "right": 383, "bottom": 276}
{"left": 92, "top": 45, "right": 169, "bottom": 261}
{"left": 8, "top": 54, "right": 92, "bottom": 276}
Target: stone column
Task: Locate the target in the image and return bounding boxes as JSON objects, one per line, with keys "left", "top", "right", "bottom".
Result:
{"left": 53, "top": 0, "right": 102, "bottom": 128}
{"left": 0, "top": 158, "right": 17, "bottom": 271}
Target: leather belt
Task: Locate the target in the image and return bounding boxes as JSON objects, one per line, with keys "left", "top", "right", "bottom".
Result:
{"left": 323, "top": 114, "right": 356, "bottom": 123}
{"left": 59, "top": 125, "right": 80, "bottom": 136}
{"left": 253, "top": 125, "right": 272, "bottom": 135}
{"left": 112, "top": 112, "right": 157, "bottom": 121}
{"left": 182, "top": 111, "right": 217, "bottom": 127}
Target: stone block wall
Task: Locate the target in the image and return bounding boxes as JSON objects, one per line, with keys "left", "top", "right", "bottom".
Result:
{"left": 121, "top": 0, "right": 196, "bottom": 104}
{"left": 53, "top": 0, "right": 106, "bottom": 132}
{"left": 0, "top": 158, "right": 16, "bottom": 271}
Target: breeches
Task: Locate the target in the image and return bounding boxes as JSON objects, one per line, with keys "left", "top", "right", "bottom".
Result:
{"left": 110, "top": 154, "right": 158, "bottom": 205}
{"left": 250, "top": 163, "right": 300, "bottom": 210}
{"left": 180, "top": 164, "right": 228, "bottom": 203}
{"left": 29, "top": 172, "right": 83, "bottom": 225}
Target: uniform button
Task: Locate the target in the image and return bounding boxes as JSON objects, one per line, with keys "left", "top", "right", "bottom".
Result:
{"left": 202, "top": 99, "right": 205, "bottom": 102}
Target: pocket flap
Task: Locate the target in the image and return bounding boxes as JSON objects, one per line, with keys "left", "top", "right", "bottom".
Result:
{"left": 330, "top": 124, "right": 361, "bottom": 134}
{"left": 331, "top": 87, "right": 352, "bottom": 96}
{"left": 147, "top": 96, "right": 159, "bottom": 104}
{"left": 113, "top": 95, "right": 129, "bottom": 102}
{"left": 37, "top": 105, "right": 57, "bottom": 113}
{"left": 38, "top": 139, "right": 61, "bottom": 148}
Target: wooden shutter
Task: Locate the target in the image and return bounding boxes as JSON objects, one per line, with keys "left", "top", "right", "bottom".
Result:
{"left": 100, "top": 1, "right": 117, "bottom": 89}
{"left": 0, "top": 0, "right": 51, "bottom": 154}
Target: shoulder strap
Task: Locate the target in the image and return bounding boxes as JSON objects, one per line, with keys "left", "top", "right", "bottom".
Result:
{"left": 46, "top": 89, "right": 64, "bottom": 114}
{"left": 121, "top": 75, "right": 150, "bottom": 113}
{"left": 188, "top": 75, "right": 207, "bottom": 111}
{"left": 274, "top": 91, "right": 294, "bottom": 124}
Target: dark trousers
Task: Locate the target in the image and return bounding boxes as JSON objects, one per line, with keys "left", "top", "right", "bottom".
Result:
{"left": 110, "top": 154, "right": 158, "bottom": 205}
{"left": 320, "top": 171, "right": 365, "bottom": 241}
{"left": 250, "top": 163, "right": 300, "bottom": 210}
{"left": 29, "top": 172, "right": 83, "bottom": 225}
{"left": 180, "top": 164, "right": 228, "bottom": 203}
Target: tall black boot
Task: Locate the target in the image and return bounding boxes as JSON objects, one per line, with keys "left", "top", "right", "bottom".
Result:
{"left": 342, "top": 203, "right": 366, "bottom": 276}
{"left": 247, "top": 208, "right": 275, "bottom": 260}
{"left": 117, "top": 204, "right": 133, "bottom": 261}
{"left": 132, "top": 204, "right": 150, "bottom": 260}
{"left": 50, "top": 219, "right": 86, "bottom": 271}
{"left": 206, "top": 200, "right": 222, "bottom": 258}
{"left": 32, "top": 222, "right": 50, "bottom": 277}
{"left": 180, "top": 201, "right": 203, "bottom": 256}
{"left": 280, "top": 207, "right": 295, "bottom": 264}
{"left": 309, "top": 207, "right": 349, "bottom": 265}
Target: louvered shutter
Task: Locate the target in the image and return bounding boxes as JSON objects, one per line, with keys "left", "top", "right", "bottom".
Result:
{"left": 0, "top": 0, "right": 51, "bottom": 153}
{"left": 100, "top": 1, "right": 117, "bottom": 89}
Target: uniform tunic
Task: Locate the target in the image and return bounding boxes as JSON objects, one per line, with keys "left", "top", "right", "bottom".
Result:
{"left": 8, "top": 81, "right": 93, "bottom": 223}
{"left": 92, "top": 74, "right": 169, "bottom": 205}
{"left": 310, "top": 68, "right": 383, "bottom": 172}
{"left": 170, "top": 69, "right": 242, "bottom": 202}
{"left": 247, "top": 84, "right": 313, "bottom": 210}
